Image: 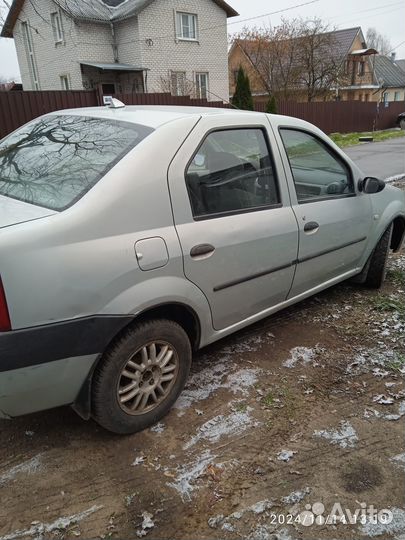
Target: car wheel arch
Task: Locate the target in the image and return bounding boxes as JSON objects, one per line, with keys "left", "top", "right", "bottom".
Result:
{"left": 72, "top": 302, "right": 201, "bottom": 421}
{"left": 391, "top": 215, "right": 405, "bottom": 252}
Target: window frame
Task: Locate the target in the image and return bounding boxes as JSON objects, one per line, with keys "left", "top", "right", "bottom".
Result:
{"left": 176, "top": 12, "right": 198, "bottom": 41}
{"left": 60, "top": 74, "right": 69, "bottom": 90}
{"left": 21, "top": 21, "right": 40, "bottom": 90}
{"left": 50, "top": 11, "right": 63, "bottom": 44}
{"left": 171, "top": 71, "right": 186, "bottom": 96}
{"left": 195, "top": 72, "right": 209, "bottom": 99}
{"left": 278, "top": 126, "right": 356, "bottom": 205}
{"left": 184, "top": 126, "right": 282, "bottom": 221}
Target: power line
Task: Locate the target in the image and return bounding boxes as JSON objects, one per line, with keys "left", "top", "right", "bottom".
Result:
{"left": 106, "top": 0, "right": 323, "bottom": 45}
{"left": 335, "top": 5, "right": 404, "bottom": 30}
{"left": 328, "top": 1, "right": 404, "bottom": 21}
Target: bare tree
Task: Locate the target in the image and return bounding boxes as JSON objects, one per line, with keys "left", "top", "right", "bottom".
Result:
{"left": 232, "top": 18, "right": 349, "bottom": 102}
{"left": 366, "top": 28, "right": 392, "bottom": 55}
{"left": 295, "top": 18, "right": 347, "bottom": 102}
{"left": 233, "top": 19, "right": 303, "bottom": 101}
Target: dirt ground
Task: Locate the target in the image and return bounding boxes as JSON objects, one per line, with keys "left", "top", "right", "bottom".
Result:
{"left": 1, "top": 182, "right": 405, "bottom": 540}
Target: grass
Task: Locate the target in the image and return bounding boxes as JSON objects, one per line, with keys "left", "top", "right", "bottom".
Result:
{"left": 372, "top": 296, "right": 405, "bottom": 320}
{"left": 262, "top": 392, "right": 275, "bottom": 407}
{"left": 387, "top": 354, "right": 405, "bottom": 373}
{"left": 330, "top": 129, "right": 404, "bottom": 148}
{"left": 387, "top": 268, "right": 405, "bottom": 287}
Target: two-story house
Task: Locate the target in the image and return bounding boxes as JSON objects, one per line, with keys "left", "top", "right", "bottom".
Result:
{"left": 229, "top": 27, "right": 387, "bottom": 103}
{"left": 1, "top": 0, "right": 238, "bottom": 101}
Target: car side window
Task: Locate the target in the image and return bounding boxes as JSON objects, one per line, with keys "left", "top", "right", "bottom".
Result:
{"left": 186, "top": 128, "right": 280, "bottom": 218}
{"left": 280, "top": 128, "right": 354, "bottom": 203}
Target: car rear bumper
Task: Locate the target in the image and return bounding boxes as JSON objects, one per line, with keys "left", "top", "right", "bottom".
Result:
{"left": 0, "top": 315, "right": 132, "bottom": 417}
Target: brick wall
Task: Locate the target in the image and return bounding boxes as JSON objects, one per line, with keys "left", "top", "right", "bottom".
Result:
{"left": 11, "top": 0, "right": 230, "bottom": 100}
{"left": 137, "top": 0, "right": 230, "bottom": 101}
{"left": 14, "top": 0, "right": 83, "bottom": 90}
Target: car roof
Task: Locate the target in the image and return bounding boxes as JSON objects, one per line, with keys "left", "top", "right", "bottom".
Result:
{"left": 50, "top": 105, "right": 268, "bottom": 129}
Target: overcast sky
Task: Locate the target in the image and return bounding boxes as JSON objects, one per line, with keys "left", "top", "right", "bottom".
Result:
{"left": 0, "top": 0, "right": 404, "bottom": 81}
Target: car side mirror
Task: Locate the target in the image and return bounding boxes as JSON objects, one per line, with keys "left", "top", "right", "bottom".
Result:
{"left": 358, "top": 177, "right": 385, "bottom": 194}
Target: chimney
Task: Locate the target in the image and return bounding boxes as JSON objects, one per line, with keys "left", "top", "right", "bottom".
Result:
{"left": 391, "top": 52, "right": 396, "bottom": 61}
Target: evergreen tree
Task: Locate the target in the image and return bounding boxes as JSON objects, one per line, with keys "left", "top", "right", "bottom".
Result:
{"left": 266, "top": 95, "right": 277, "bottom": 114}
{"left": 232, "top": 67, "right": 254, "bottom": 111}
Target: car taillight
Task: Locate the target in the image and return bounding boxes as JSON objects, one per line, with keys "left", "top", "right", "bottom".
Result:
{"left": 0, "top": 277, "right": 11, "bottom": 332}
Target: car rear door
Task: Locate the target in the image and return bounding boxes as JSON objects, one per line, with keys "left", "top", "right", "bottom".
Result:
{"left": 167, "top": 114, "right": 299, "bottom": 331}
{"left": 270, "top": 118, "right": 373, "bottom": 298}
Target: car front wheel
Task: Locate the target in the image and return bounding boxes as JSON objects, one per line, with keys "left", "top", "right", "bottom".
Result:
{"left": 92, "top": 319, "right": 192, "bottom": 434}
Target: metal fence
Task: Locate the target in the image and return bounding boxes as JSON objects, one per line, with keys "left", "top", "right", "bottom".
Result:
{"left": 0, "top": 89, "right": 404, "bottom": 140}
{"left": 255, "top": 100, "right": 405, "bottom": 134}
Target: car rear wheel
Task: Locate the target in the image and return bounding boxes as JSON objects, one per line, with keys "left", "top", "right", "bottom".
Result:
{"left": 364, "top": 224, "right": 393, "bottom": 288}
{"left": 91, "top": 319, "right": 192, "bottom": 434}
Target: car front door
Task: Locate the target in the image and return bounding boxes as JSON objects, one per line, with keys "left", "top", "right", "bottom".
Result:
{"left": 273, "top": 123, "right": 373, "bottom": 298}
{"left": 168, "top": 116, "right": 299, "bottom": 331}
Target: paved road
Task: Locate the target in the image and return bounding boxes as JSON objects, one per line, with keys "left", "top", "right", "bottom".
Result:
{"left": 344, "top": 136, "right": 405, "bottom": 180}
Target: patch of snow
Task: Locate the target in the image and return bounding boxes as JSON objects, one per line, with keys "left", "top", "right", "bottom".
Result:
{"left": 360, "top": 507, "right": 405, "bottom": 537}
{"left": 277, "top": 450, "right": 297, "bottom": 462}
{"left": 167, "top": 449, "right": 215, "bottom": 502}
{"left": 373, "top": 394, "right": 394, "bottom": 405}
{"left": 0, "top": 505, "right": 103, "bottom": 540}
{"left": 209, "top": 499, "right": 274, "bottom": 534}
{"left": 282, "top": 346, "right": 321, "bottom": 368}
{"left": 150, "top": 423, "right": 165, "bottom": 433}
{"left": 386, "top": 174, "right": 405, "bottom": 183}
{"left": 132, "top": 456, "right": 145, "bottom": 466}
{"left": 281, "top": 488, "right": 310, "bottom": 505}
{"left": 314, "top": 421, "right": 358, "bottom": 448}
{"left": 0, "top": 455, "right": 42, "bottom": 487}
{"left": 183, "top": 408, "right": 258, "bottom": 449}
{"left": 390, "top": 453, "right": 405, "bottom": 471}
{"left": 136, "top": 511, "right": 154, "bottom": 538}
{"left": 174, "top": 355, "right": 260, "bottom": 410}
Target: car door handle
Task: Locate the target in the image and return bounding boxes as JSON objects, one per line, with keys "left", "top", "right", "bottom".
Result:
{"left": 304, "top": 221, "right": 320, "bottom": 233}
{"left": 190, "top": 244, "right": 215, "bottom": 259}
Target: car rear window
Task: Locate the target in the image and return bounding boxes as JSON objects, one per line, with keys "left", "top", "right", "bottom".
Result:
{"left": 0, "top": 114, "right": 153, "bottom": 210}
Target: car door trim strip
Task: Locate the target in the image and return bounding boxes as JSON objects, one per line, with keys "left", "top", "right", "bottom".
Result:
{"left": 213, "top": 261, "right": 296, "bottom": 292}
{"left": 213, "top": 236, "right": 367, "bottom": 292}
{"left": 297, "top": 236, "right": 367, "bottom": 264}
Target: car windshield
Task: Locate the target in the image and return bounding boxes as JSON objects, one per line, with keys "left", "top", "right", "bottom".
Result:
{"left": 0, "top": 115, "right": 153, "bottom": 211}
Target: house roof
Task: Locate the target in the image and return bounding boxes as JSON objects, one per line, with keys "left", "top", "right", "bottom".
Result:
{"left": 1, "top": 0, "right": 238, "bottom": 37}
{"left": 232, "top": 27, "right": 363, "bottom": 68}
{"left": 396, "top": 59, "right": 405, "bottom": 73}
{"left": 373, "top": 55, "right": 405, "bottom": 88}
{"left": 80, "top": 61, "right": 148, "bottom": 71}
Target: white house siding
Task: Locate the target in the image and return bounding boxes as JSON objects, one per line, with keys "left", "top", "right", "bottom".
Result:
{"left": 136, "top": 0, "right": 229, "bottom": 100}
{"left": 11, "top": 0, "right": 231, "bottom": 100}
{"left": 13, "top": 0, "right": 83, "bottom": 90}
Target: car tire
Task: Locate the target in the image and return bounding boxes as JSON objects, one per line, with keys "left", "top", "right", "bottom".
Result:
{"left": 400, "top": 119, "right": 405, "bottom": 130}
{"left": 91, "top": 319, "right": 192, "bottom": 434}
{"left": 363, "top": 224, "right": 393, "bottom": 289}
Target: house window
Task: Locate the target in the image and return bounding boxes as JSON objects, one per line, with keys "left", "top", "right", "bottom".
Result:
{"left": 383, "top": 92, "right": 389, "bottom": 104}
{"left": 394, "top": 91, "right": 401, "bottom": 101}
{"left": 357, "top": 61, "right": 365, "bottom": 76}
{"left": 196, "top": 72, "right": 208, "bottom": 99}
{"left": 233, "top": 70, "right": 239, "bottom": 85}
{"left": 171, "top": 71, "right": 186, "bottom": 96}
{"left": 51, "top": 12, "right": 63, "bottom": 43}
{"left": 21, "top": 22, "right": 40, "bottom": 90}
{"left": 60, "top": 75, "right": 69, "bottom": 90}
{"left": 176, "top": 12, "right": 197, "bottom": 40}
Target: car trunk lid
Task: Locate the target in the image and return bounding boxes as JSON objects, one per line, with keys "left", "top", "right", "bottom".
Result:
{"left": 0, "top": 195, "right": 56, "bottom": 229}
